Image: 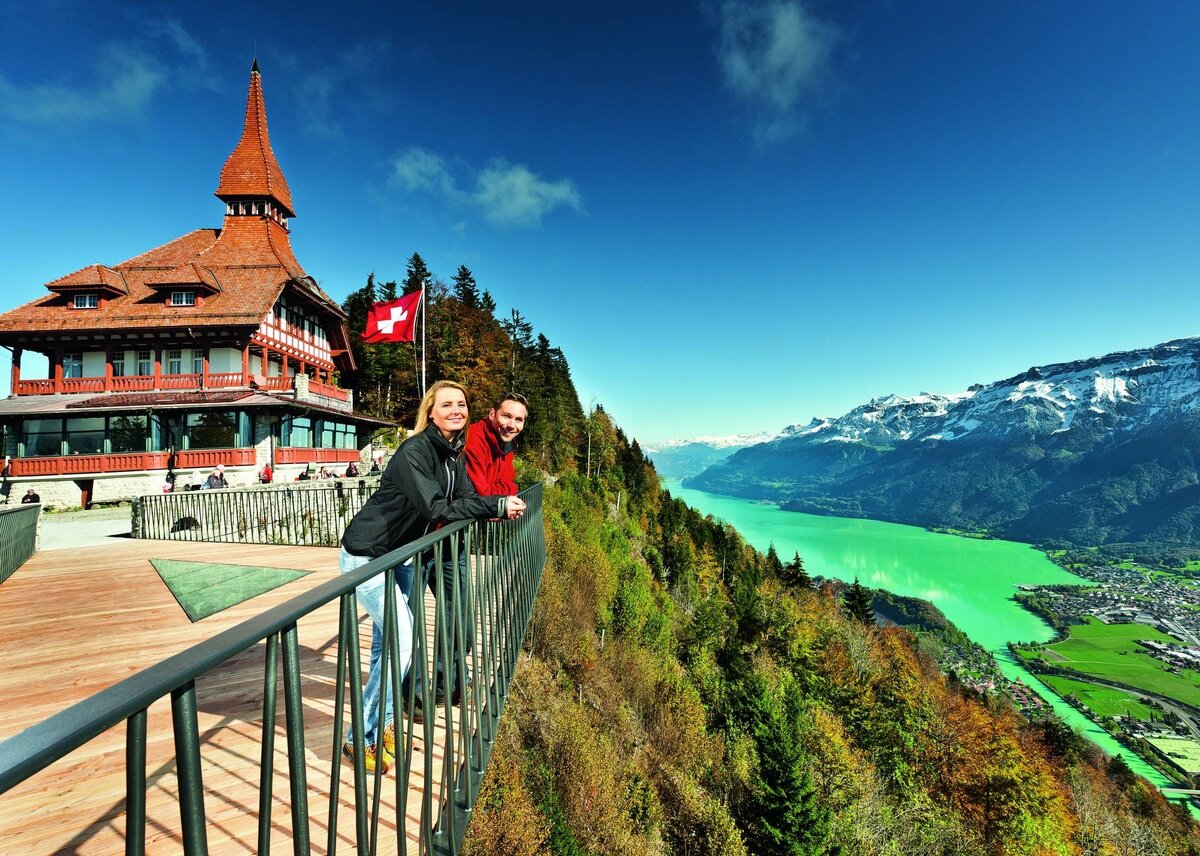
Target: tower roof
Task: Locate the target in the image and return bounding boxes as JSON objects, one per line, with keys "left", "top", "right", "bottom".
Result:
{"left": 215, "top": 63, "right": 296, "bottom": 217}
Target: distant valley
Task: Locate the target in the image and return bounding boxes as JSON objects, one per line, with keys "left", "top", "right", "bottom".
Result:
{"left": 686, "top": 337, "right": 1200, "bottom": 546}
{"left": 643, "top": 432, "right": 772, "bottom": 479}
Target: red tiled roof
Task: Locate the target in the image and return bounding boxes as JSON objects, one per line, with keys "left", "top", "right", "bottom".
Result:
{"left": 45, "top": 264, "right": 128, "bottom": 295}
{"left": 144, "top": 262, "right": 222, "bottom": 292}
{"left": 215, "top": 64, "right": 295, "bottom": 217}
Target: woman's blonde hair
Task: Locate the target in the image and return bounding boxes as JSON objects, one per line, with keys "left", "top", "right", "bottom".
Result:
{"left": 412, "top": 380, "right": 471, "bottom": 439}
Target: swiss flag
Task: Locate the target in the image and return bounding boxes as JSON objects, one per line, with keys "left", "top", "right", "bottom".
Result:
{"left": 361, "top": 291, "right": 422, "bottom": 343}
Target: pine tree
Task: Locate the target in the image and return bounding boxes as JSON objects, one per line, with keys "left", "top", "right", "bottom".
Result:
{"left": 784, "top": 551, "right": 812, "bottom": 588}
{"left": 452, "top": 265, "right": 481, "bottom": 308}
{"left": 765, "top": 543, "right": 783, "bottom": 577}
{"left": 402, "top": 252, "right": 432, "bottom": 295}
{"left": 480, "top": 289, "right": 497, "bottom": 315}
{"left": 842, "top": 577, "right": 875, "bottom": 626}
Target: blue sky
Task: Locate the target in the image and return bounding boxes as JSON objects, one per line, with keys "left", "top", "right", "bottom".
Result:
{"left": 2, "top": 1, "right": 1199, "bottom": 445}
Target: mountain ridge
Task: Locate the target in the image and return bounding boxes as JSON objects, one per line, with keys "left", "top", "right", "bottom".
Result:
{"left": 687, "top": 336, "right": 1200, "bottom": 545}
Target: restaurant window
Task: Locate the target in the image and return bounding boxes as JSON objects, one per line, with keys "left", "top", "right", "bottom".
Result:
{"left": 286, "top": 414, "right": 312, "bottom": 448}
{"left": 171, "top": 291, "right": 196, "bottom": 307}
{"left": 111, "top": 352, "right": 126, "bottom": 377}
{"left": 186, "top": 411, "right": 237, "bottom": 449}
{"left": 65, "top": 417, "right": 105, "bottom": 456}
{"left": 22, "top": 419, "right": 63, "bottom": 457}
{"left": 167, "top": 349, "right": 182, "bottom": 375}
{"left": 320, "top": 420, "right": 356, "bottom": 449}
{"left": 137, "top": 350, "right": 152, "bottom": 376}
{"left": 109, "top": 414, "right": 148, "bottom": 454}
{"left": 74, "top": 293, "right": 98, "bottom": 309}
{"left": 63, "top": 353, "right": 83, "bottom": 379}
{"left": 192, "top": 350, "right": 204, "bottom": 375}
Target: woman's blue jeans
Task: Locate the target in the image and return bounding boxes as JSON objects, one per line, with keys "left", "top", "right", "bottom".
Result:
{"left": 338, "top": 547, "right": 413, "bottom": 745}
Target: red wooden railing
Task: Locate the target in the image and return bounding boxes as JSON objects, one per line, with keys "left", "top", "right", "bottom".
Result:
{"left": 7, "top": 448, "right": 255, "bottom": 477}
{"left": 14, "top": 373, "right": 256, "bottom": 396}
{"left": 205, "top": 372, "right": 245, "bottom": 388}
{"left": 308, "top": 380, "right": 349, "bottom": 401}
{"left": 275, "top": 448, "right": 362, "bottom": 465}
{"left": 111, "top": 377, "right": 157, "bottom": 392}
{"left": 14, "top": 379, "right": 55, "bottom": 395}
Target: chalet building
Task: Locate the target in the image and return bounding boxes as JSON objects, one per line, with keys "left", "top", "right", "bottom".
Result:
{"left": 0, "top": 62, "right": 388, "bottom": 507}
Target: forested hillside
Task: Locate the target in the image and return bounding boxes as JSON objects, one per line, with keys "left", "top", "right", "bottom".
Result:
{"left": 342, "top": 263, "right": 1200, "bottom": 854}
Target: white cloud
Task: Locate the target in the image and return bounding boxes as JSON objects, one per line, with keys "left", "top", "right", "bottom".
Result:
{"left": 717, "top": 0, "right": 839, "bottom": 144}
{"left": 0, "top": 43, "right": 164, "bottom": 124}
{"left": 390, "top": 147, "right": 458, "bottom": 196}
{"left": 473, "top": 160, "right": 583, "bottom": 227}
{"left": 0, "top": 19, "right": 216, "bottom": 127}
{"left": 389, "top": 147, "right": 583, "bottom": 229}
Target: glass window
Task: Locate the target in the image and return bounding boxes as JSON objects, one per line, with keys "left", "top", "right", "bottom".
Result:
{"left": 171, "top": 291, "right": 195, "bottom": 307}
{"left": 63, "top": 353, "right": 83, "bottom": 379}
{"left": 137, "top": 350, "right": 152, "bottom": 375}
{"left": 65, "top": 417, "right": 105, "bottom": 456}
{"left": 22, "top": 419, "right": 63, "bottom": 457}
{"left": 167, "top": 349, "right": 182, "bottom": 375}
{"left": 287, "top": 415, "right": 312, "bottom": 448}
{"left": 192, "top": 350, "right": 204, "bottom": 375}
{"left": 74, "top": 293, "right": 98, "bottom": 309}
{"left": 318, "top": 420, "right": 356, "bottom": 449}
{"left": 109, "top": 414, "right": 147, "bottom": 454}
{"left": 186, "top": 411, "right": 237, "bottom": 449}
{"left": 111, "top": 352, "right": 126, "bottom": 377}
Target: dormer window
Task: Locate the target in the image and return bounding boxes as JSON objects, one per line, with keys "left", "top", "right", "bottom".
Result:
{"left": 171, "top": 291, "right": 196, "bottom": 307}
{"left": 74, "top": 293, "right": 99, "bottom": 309}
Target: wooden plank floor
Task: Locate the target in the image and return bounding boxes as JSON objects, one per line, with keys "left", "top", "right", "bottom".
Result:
{"left": 0, "top": 539, "right": 459, "bottom": 855}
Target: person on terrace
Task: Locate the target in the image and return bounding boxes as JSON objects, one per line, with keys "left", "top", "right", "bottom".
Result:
{"left": 338, "top": 380, "right": 524, "bottom": 773}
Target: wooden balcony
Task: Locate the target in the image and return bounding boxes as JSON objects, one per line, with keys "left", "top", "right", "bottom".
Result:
{"left": 8, "top": 449, "right": 256, "bottom": 477}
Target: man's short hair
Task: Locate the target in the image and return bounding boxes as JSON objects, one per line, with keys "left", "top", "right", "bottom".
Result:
{"left": 493, "top": 391, "right": 529, "bottom": 411}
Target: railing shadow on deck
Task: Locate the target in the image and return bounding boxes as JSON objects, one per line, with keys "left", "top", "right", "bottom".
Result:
{"left": 0, "top": 483, "right": 545, "bottom": 856}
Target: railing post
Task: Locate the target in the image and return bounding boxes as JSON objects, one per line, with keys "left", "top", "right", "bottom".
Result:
{"left": 171, "top": 680, "right": 209, "bottom": 856}
{"left": 258, "top": 632, "right": 280, "bottom": 855}
{"left": 125, "top": 708, "right": 147, "bottom": 856}
{"left": 281, "top": 623, "right": 311, "bottom": 855}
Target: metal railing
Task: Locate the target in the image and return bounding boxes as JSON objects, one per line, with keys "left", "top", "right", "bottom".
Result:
{"left": 0, "top": 503, "right": 39, "bottom": 584}
{"left": 133, "top": 481, "right": 380, "bottom": 546}
{"left": 0, "top": 483, "right": 545, "bottom": 855}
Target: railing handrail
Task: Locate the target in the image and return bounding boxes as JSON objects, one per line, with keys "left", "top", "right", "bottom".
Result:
{"left": 0, "top": 483, "right": 546, "bottom": 855}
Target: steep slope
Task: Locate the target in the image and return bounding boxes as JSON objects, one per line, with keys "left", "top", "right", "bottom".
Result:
{"left": 688, "top": 338, "right": 1200, "bottom": 544}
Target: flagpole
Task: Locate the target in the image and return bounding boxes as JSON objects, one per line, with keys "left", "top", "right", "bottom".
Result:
{"left": 420, "top": 287, "right": 427, "bottom": 398}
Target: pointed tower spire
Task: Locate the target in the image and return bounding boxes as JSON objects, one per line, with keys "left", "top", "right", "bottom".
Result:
{"left": 215, "top": 61, "right": 296, "bottom": 220}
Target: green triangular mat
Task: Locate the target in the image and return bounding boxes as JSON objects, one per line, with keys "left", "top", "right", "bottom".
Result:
{"left": 150, "top": 559, "right": 313, "bottom": 622}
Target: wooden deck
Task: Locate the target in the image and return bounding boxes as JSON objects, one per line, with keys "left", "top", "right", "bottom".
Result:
{"left": 0, "top": 538, "right": 451, "bottom": 855}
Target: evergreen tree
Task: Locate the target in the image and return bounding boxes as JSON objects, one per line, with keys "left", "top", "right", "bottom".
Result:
{"left": 742, "top": 677, "right": 831, "bottom": 856}
{"left": 452, "top": 265, "right": 481, "bottom": 308}
{"left": 765, "top": 543, "right": 783, "bottom": 576}
{"left": 784, "top": 551, "right": 812, "bottom": 588}
{"left": 501, "top": 308, "right": 534, "bottom": 387}
{"left": 842, "top": 577, "right": 875, "bottom": 626}
{"left": 379, "top": 278, "right": 398, "bottom": 301}
{"left": 402, "top": 252, "right": 432, "bottom": 295}
{"left": 480, "top": 289, "right": 497, "bottom": 315}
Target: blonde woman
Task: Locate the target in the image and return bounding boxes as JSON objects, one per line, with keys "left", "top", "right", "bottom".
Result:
{"left": 340, "top": 381, "right": 525, "bottom": 770}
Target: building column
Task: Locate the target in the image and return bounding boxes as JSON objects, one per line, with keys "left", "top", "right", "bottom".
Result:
{"left": 242, "top": 345, "right": 250, "bottom": 386}
{"left": 261, "top": 346, "right": 269, "bottom": 378}
{"left": 104, "top": 344, "right": 113, "bottom": 392}
{"left": 10, "top": 348, "right": 20, "bottom": 394}
{"left": 53, "top": 349, "right": 63, "bottom": 394}
{"left": 202, "top": 347, "right": 210, "bottom": 389}
{"left": 153, "top": 348, "right": 161, "bottom": 389}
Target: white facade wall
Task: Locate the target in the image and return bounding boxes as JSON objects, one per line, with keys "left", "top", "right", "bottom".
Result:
{"left": 82, "top": 351, "right": 106, "bottom": 377}
{"left": 209, "top": 347, "right": 241, "bottom": 373}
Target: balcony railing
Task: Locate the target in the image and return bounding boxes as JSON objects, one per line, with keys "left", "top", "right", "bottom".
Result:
{"left": 13, "top": 372, "right": 354, "bottom": 400}
{"left": 0, "top": 503, "right": 39, "bottom": 585}
{"left": 0, "top": 483, "right": 546, "bottom": 855}
{"left": 8, "top": 448, "right": 256, "bottom": 478}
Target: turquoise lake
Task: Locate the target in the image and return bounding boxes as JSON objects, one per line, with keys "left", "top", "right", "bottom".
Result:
{"left": 665, "top": 479, "right": 1176, "bottom": 792}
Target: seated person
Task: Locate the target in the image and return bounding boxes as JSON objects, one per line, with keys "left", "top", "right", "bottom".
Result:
{"left": 21, "top": 488, "right": 40, "bottom": 504}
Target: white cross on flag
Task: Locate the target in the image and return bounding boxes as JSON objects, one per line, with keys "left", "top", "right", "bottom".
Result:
{"left": 361, "top": 291, "right": 422, "bottom": 343}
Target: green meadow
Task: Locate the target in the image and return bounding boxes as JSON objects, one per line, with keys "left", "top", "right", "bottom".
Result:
{"left": 1020, "top": 617, "right": 1200, "bottom": 708}
{"left": 1038, "top": 674, "right": 1157, "bottom": 720}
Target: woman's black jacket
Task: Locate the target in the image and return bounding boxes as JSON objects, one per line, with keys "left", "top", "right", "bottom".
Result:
{"left": 342, "top": 425, "right": 508, "bottom": 559}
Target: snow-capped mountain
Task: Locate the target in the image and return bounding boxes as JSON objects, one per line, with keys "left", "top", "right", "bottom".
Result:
{"left": 688, "top": 338, "right": 1200, "bottom": 545}
{"left": 645, "top": 432, "right": 774, "bottom": 479}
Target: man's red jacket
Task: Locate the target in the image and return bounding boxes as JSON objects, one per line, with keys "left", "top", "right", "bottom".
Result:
{"left": 465, "top": 418, "right": 518, "bottom": 496}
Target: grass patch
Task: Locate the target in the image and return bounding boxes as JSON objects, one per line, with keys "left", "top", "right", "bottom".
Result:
{"left": 1034, "top": 617, "right": 1200, "bottom": 708}
{"left": 1147, "top": 737, "right": 1200, "bottom": 775}
{"left": 1039, "top": 675, "right": 1157, "bottom": 720}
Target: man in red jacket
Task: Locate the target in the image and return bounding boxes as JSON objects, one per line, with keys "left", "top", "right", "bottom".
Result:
{"left": 465, "top": 392, "right": 529, "bottom": 496}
